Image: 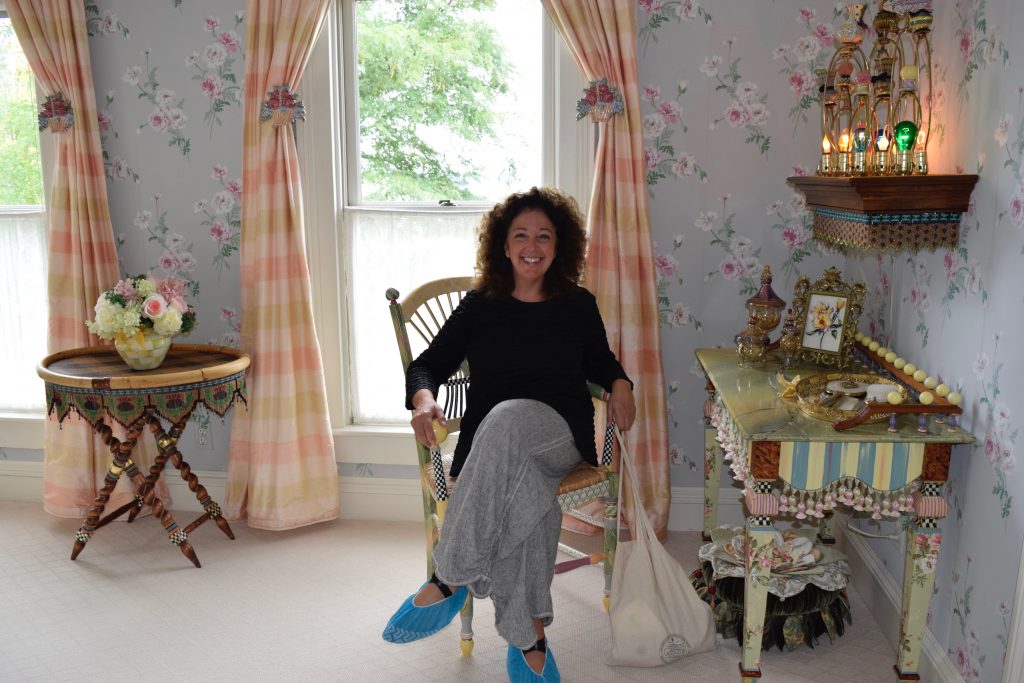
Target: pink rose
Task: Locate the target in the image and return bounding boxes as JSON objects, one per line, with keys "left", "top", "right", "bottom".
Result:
{"left": 658, "top": 100, "right": 681, "bottom": 125}
{"left": 944, "top": 251, "right": 957, "bottom": 279}
{"left": 149, "top": 108, "right": 171, "bottom": 133}
{"left": 97, "top": 111, "right": 112, "bottom": 132}
{"left": 218, "top": 30, "right": 241, "bottom": 52}
{"left": 644, "top": 147, "right": 662, "bottom": 170}
{"left": 201, "top": 75, "right": 223, "bottom": 99}
{"left": 655, "top": 253, "right": 678, "bottom": 279}
{"left": 204, "top": 16, "right": 220, "bottom": 32}
{"left": 955, "top": 646, "right": 971, "bottom": 676}
{"left": 813, "top": 23, "right": 833, "bottom": 47}
{"left": 1009, "top": 194, "right": 1024, "bottom": 228}
{"left": 159, "top": 253, "right": 181, "bottom": 272}
{"left": 719, "top": 256, "right": 743, "bottom": 280}
{"left": 725, "top": 102, "right": 750, "bottom": 128}
{"left": 642, "top": 85, "right": 660, "bottom": 102}
{"left": 782, "top": 223, "right": 808, "bottom": 250}
{"left": 143, "top": 293, "right": 168, "bottom": 319}
{"left": 798, "top": 7, "right": 815, "bottom": 25}
{"left": 211, "top": 164, "right": 228, "bottom": 180}
{"left": 210, "top": 221, "right": 231, "bottom": 245}
{"left": 226, "top": 178, "right": 242, "bottom": 200}
{"left": 170, "top": 297, "right": 188, "bottom": 313}
{"left": 960, "top": 30, "right": 974, "bottom": 61}
{"left": 909, "top": 287, "right": 922, "bottom": 309}
{"left": 788, "top": 68, "right": 814, "bottom": 96}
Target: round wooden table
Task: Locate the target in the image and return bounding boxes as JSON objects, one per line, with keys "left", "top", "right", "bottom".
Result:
{"left": 38, "top": 344, "right": 250, "bottom": 568}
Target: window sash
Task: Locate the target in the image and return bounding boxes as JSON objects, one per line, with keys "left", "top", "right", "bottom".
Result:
{"left": 299, "top": 2, "right": 592, "bottom": 443}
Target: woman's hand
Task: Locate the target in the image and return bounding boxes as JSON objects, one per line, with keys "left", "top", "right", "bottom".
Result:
{"left": 410, "top": 389, "right": 447, "bottom": 448}
{"left": 608, "top": 379, "right": 636, "bottom": 432}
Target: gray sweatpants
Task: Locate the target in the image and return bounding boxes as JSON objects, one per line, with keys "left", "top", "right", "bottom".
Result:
{"left": 432, "top": 399, "right": 582, "bottom": 649}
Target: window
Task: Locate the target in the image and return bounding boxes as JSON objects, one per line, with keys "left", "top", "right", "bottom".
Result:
{"left": 0, "top": 12, "right": 48, "bottom": 417}
{"left": 300, "top": 1, "right": 592, "bottom": 460}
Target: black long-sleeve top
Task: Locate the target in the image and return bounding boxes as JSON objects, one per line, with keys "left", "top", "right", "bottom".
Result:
{"left": 405, "top": 286, "right": 631, "bottom": 478}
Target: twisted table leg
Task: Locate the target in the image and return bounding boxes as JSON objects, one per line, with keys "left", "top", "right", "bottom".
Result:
{"left": 71, "top": 420, "right": 144, "bottom": 560}
{"left": 148, "top": 414, "right": 235, "bottom": 540}
{"left": 125, "top": 414, "right": 181, "bottom": 523}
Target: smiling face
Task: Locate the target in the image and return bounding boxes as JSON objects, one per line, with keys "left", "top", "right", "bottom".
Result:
{"left": 504, "top": 208, "right": 557, "bottom": 296}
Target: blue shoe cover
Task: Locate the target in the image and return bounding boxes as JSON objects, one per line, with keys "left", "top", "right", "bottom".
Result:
{"left": 381, "top": 582, "right": 468, "bottom": 643}
{"left": 506, "top": 643, "right": 560, "bottom": 682}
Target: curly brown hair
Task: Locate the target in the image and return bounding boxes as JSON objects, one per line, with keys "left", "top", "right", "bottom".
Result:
{"left": 473, "top": 186, "right": 587, "bottom": 299}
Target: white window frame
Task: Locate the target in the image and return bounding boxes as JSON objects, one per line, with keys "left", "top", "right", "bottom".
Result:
{"left": 298, "top": 1, "right": 594, "bottom": 466}
{"left": 0, "top": 3, "right": 54, "bottom": 449}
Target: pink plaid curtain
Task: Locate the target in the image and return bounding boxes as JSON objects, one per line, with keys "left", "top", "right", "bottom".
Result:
{"left": 8, "top": 0, "right": 168, "bottom": 517}
{"left": 226, "top": 0, "right": 339, "bottom": 529}
{"left": 542, "top": 0, "right": 670, "bottom": 537}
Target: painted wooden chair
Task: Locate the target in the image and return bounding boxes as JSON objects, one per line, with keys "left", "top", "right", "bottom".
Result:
{"left": 386, "top": 276, "right": 619, "bottom": 656}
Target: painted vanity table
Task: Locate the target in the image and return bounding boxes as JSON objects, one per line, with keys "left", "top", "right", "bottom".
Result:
{"left": 697, "top": 346, "right": 972, "bottom": 681}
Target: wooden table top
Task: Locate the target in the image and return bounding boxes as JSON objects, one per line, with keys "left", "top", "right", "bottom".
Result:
{"left": 38, "top": 344, "right": 250, "bottom": 392}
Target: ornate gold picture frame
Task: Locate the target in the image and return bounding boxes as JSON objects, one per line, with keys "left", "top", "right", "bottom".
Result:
{"left": 791, "top": 266, "right": 866, "bottom": 368}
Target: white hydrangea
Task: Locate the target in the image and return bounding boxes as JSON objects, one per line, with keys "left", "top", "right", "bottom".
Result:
{"left": 86, "top": 298, "right": 142, "bottom": 339}
{"left": 136, "top": 277, "right": 158, "bottom": 298}
{"left": 152, "top": 308, "right": 183, "bottom": 336}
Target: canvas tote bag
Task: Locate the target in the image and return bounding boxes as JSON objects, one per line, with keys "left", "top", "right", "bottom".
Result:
{"left": 606, "top": 428, "right": 717, "bottom": 666}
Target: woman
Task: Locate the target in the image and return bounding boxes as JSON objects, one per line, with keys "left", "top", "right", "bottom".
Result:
{"left": 382, "top": 187, "right": 635, "bottom": 683}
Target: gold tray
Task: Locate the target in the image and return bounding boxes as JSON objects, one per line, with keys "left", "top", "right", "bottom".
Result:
{"left": 794, "top": 372, "right": 909, "bottom": 424}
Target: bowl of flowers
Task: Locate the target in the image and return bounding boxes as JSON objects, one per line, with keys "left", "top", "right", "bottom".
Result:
{"left": 86, "top": 275, "right": 196, "bottom": 370}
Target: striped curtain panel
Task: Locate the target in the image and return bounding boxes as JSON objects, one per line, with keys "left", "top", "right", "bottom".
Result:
{"left": 8, "top": 0, "right": 169, "bottom": 517}
{"left": 225, "top": 0, "right": 339, "bottom": 529}
{"left": 541, "top": 0, "right": 671, "bottom": 537}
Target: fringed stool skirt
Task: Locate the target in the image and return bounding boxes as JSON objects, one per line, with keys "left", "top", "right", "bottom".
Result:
{"left": 432, "top": 399, "right": 582, "bottom": 649}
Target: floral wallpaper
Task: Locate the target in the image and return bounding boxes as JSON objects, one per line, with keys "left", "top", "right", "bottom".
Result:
{"left": 5, "top": 1, "right": 1022, "bottom": 678}
{"left": 86, "top": 0, "right": 246, "bottom": 463}
{"left": 639, "top": 0, "right": 1023, "bottom": 680}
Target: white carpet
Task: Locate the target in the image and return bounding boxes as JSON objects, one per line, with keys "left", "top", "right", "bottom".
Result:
{"left": 0, "top": 501, "right": 897, "bottom": 682}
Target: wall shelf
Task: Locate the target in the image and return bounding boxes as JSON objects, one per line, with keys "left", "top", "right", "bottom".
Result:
{"left": 787, "top": 174, "right": 980, "bottom": 252}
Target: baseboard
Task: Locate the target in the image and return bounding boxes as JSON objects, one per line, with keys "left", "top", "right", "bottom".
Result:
{"left": 668, "top": 484, "right": 745, "bottom": 531}
{"left": 0, "top": 460, "right": 422, "bottom": 520}
{"left": 837, "top": 524, "right": 964, "bottom": 683}
{"left": 0, "top": 461, "right": 740, "bottom": 530}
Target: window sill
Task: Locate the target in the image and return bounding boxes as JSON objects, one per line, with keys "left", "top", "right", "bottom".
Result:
{"left": 0, "top": 412, "right": 45, "bottom": 450}
{"left": 333, "top": 424, "right": 421, "bottom": 466}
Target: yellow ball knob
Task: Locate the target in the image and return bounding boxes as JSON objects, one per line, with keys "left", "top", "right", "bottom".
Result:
{"left": 885, "top": 352, "right": 897, "bottom": 363}
{"left": 869, "top": 341, "right": 881, "bottom": 352}
{"left": 935, "top": 384, "right": 950, "bottom": 397}
{"left": 887, "top": 391, "right": 903, "bottom": 405}
{"left": 877, "top": 346, "right": 889, "bottom": 357}
{"left": 903, "top": 363, "right": 917, "bottom": 376}
{"left": 947, "top": 391, "right": 962, "bottom": 406}
{"left": 924, "top": 376, "right": 938, "bottom": 389}
{"left": 913, "top": 370, "right": 927, "bottom": 382}
{"left": 919, "top": 391, "right": 934, "bottom": 405}
{"left": 855, "top": 332, "right": 864, "bottom": 342}
{"left": 893, "top": 358, "right": 906, "bottom": 369}
{"left": 432, "top": 420, "right": 448, "bottom": 445}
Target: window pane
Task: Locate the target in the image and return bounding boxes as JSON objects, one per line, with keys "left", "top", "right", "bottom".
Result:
{"left": 349, "top": 209, "right": 479, "bottom": 423}
{"left": 0, "top": 209, "right": 47, "bottom": 412}
{"left": 354, "top": 0, "right": 542, "bottom": 203}
{"left": 0, "top": 19, "right": 47, "bottom": 413}
{"left": 0, "top": 19, "right": 44, "bottom": 205}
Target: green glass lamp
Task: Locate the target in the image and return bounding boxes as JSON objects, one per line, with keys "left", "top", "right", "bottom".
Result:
{"left": 893, "top": 120, "right": 918, "bottom": 151}
{"left": 893, "top": 120, "right": 918, "bottom": 175}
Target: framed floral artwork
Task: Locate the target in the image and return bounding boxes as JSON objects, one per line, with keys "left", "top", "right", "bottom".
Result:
{"left": 792, "top": 267, "right": 866, "bottom": 368}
